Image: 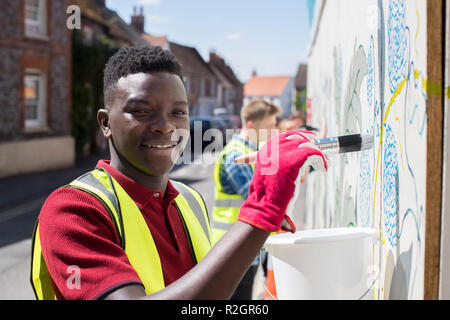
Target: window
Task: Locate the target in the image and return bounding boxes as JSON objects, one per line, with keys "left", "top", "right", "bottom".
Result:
{"left": 24, "top": 71, "right": 47, "bottom": 130}
{"left": 200, "top": 79, "right": 206, "bottom": 97}
{"left": 210, "top": 80, "right": 216, "bottom": 97}
{"left": 205, "top": 79, "right": 210, "bottom": 97}
{"left": 25, "top": 0, "right": 47, "bottom": 37}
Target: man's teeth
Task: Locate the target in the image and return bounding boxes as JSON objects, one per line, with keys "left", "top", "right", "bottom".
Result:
{"left": 145, "top": 144, "right": 175, "bottom": 148}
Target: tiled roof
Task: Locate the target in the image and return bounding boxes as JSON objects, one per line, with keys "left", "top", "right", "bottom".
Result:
{"left": 168, "top": 42, "right": 216, "bottom": 78}
{"left": 209, "top": 64, "right": 233, "bottom": 88}
{"left": 141, "top": 33, "right": 169, "bottom": 50}
{"left": 140, "top": 33, "right": 216, "bottom": 79}
{"left": 295, "top": 64, "right": 307, "bottom": 90}
{"left": 107, "top": 14, "right": 148, "bottom": 46}
{"left": 73, "top": 0, "right": 147, "bottom": 46}
{"left": 209, "top": 52, "right": 242, "bottom": 86}
{"left": 244, "top": 75, "right": 292, "bottom": 97}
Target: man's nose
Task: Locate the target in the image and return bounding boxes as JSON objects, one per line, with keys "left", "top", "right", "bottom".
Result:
{"left": 150, "top": 113, "right": 175, "bottom": 135}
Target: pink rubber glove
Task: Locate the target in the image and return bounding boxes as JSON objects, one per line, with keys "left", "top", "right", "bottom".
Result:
{"left": 238, "top": 130, "right": 328, "bottom": 233}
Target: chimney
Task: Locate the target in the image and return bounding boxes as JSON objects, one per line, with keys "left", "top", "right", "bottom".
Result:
{"left": 131, "top": 6, "right": 145, "bottom": 34}
{"left": 252, "top": 69, "right": 257, "bottom": 77}
{"left": 209, "top": 51, "right": 226, "bottom": 67}
{"left": 209, "top": 51, "right": 217, "bottom": 63}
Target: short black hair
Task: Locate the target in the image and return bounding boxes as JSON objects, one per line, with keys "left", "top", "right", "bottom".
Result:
{"left": 103, "top": 45, "right": 184, "bottom": 107}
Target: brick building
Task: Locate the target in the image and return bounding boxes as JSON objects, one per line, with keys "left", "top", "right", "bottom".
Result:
{"left": 208, "top": 52, "right": 243, "bottom": 116}
{"left": 73, "top": 0, "right": 147, "bottom": 47}
{"left": 169, "top": 42, "right": 218, "bottom": 116}
{"left": 71, "top": 0, "right": 147, "bottom": 155}
{"left": 0, "top": 0, "right": 73, "bottom": 178}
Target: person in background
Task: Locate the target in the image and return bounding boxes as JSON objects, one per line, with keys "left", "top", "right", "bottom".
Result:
{"left": 211, "top": 99, "right": 281, "bottom": 299}
{"left": 286, "top": 110, "right": 319, "bottom": 132}
{"left": 275, "top": 115, "right": 288, "bottom": 131}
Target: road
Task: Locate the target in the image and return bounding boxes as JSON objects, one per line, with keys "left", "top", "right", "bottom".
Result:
{"left": 0, "top": 151, "right": 265, "bottom": 300}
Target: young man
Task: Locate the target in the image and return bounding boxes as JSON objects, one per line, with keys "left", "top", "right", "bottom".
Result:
{"left": 31, "top": 46, "right": 327, "bottom": 300}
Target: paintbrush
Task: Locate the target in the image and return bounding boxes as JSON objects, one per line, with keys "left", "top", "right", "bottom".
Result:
{"left": 234, "top": 133, "right": 374, "bottom": 164}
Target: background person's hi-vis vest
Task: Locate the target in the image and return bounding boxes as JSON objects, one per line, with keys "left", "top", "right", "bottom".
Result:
{"left": 30, "top": 167, "right": 212, "bottom": 300}
{"left": 212, "top": 139, "right": 255, "bottom": 244}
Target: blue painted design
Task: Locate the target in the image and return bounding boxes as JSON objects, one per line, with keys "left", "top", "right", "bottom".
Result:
{"left": 382, "top": 124, "right": 400, "bottom": 247}
{"left": 387, "top": 0, "right": 408, "bottom": 94}
{"left": 408, "top": 104, "right": 426, "bottom": 136}
{"left": 358, "top": 150, "right": 372, "bottom": 227}
{"left": 398, "top": 208, "right": 422, "bottom": 242}
{"left": 334, "top": 46, "right": 343, "bottom": 102}
{"left": 374, "top": 100, "right": 381, "bottom": 139}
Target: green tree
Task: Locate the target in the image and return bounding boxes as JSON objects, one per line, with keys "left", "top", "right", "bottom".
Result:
{"left": 71, "top": 30, "right": 119, "bottom": 156}
{"left": 295, "top": 89, "right": 307, "bottom": 113}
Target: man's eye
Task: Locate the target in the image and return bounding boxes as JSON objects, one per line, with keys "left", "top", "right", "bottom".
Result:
{"left": 132, "top": 109, "right": 149, "bottom": 114}
{"left": 174, "top": 110, "right": 187, "bottom": 116}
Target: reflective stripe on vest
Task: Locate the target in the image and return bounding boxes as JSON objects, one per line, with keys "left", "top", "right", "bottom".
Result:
{"left": 212, "top": 139, "right": 255, "bottom": 243}
{"left": 30, "top": 168, "right": 212, "bottom": 300}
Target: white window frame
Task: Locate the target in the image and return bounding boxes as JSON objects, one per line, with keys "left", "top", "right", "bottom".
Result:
{"left": 24, "top": 0, "right": 48, "bottom": 38}
{"left": 24, "top": 70, "right": 47, "bottom": 131}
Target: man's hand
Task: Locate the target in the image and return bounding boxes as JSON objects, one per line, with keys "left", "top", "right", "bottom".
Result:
{"left": 283, "top": 131, "right": 328, "bottom": 231}
{"left": 237, "top": 130, "right": 328, "bottom": 233}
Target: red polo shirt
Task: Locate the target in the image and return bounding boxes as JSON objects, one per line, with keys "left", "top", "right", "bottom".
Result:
{"left": 38, "top": 160, "right": 196, "bottom": 300}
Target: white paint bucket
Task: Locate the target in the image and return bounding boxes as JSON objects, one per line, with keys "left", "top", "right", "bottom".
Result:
{"left": 265, "top": 227, "right": 377, "bottom": 300}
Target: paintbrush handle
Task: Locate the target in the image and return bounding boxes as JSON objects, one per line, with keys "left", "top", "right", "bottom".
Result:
{"left": 234, "top": 134, "right": 374, "bottom": 164}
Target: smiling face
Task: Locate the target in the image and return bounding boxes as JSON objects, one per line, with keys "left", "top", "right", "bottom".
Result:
{"left": 99, "top": 71, "right": 189, "bottom": 178}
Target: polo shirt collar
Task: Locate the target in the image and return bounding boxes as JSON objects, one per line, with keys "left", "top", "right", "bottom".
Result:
{"left": 96, "top": 160, "right": 179, "bottom": 210}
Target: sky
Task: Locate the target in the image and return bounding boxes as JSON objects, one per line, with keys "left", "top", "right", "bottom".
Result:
{"left": 106, "top": 0, "right": 312, "bottom": 83}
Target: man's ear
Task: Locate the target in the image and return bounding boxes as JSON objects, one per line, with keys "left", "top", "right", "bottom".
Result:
{"left": 246, "top": 120, "right": 254, "bottom": 129}
{"left": 97, "top": 108, "right": 112, "bottom": 139}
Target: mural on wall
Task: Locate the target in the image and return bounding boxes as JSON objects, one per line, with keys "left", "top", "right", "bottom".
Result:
{"left": 305, "top": 0, "right": 427, "bottom": 299}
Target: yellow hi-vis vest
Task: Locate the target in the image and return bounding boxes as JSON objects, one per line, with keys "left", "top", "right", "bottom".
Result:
{"left": 30, "top": 167, "right": 212, "bottom": 300}
{"left": 212, "top": 138, "right": 255, "bottom": 244}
